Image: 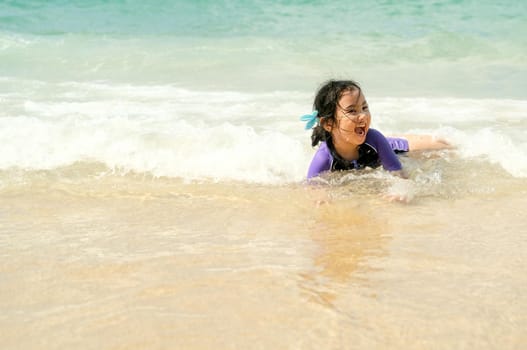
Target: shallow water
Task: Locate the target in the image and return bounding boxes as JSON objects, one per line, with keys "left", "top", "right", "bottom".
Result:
{"left": 1, "top": 164, "right": 526, "bottom": 349}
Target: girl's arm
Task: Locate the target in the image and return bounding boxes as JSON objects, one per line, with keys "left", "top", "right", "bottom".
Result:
{"left": 390, "top": 134, "right": 453, "bottom": 151}
{"left": 368, "top": 129, "right": 403, "bottom": 172}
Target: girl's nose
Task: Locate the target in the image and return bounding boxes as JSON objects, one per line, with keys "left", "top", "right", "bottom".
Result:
{"left": 356, "top": 113, "right": 366, "bottom": 123}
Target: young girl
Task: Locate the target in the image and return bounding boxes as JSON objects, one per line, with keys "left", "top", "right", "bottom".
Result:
{"left": 302, "top": 79, "right": 450, "bottom": 179}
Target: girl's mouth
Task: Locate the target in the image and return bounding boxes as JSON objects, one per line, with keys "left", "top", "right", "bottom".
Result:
{"left": 354, "top": 127, "right": 366, "bottom": 136}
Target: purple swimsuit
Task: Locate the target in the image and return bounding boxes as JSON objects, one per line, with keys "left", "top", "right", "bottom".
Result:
{"left": 307, "top": 128, "right": 408, "bottom": 179}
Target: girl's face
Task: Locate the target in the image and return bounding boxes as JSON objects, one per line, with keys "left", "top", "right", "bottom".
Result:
{"left": 325, "top": 88, "right": 371, "bottom": 146}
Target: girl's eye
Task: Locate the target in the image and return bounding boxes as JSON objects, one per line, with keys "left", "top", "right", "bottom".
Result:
{"left": 363, "top": 106, "right": 369, "bottom": 110}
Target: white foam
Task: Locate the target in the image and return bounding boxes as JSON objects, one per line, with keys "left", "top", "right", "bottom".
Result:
{"left": 1, "top": 81, "right": 526, "bottom": 183}
{"left": 0, "top": 115, "right": 311, "bottom": 183}
{"left": 371, "top": 96, "right": 527, "bottom": 178}
{"left": 0, "top": 82, "right": 313, "bottom": 183}
{"left": 0, "top": 32, "right": 34, "bottom": 50}
{"left": 371, "top": 96, "right": 527, "bottom": 126}
{"left": 447, "top": 127, "right": 527, "bottom": 178}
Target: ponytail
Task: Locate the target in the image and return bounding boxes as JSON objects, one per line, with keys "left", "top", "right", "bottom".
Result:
{"left": 311, "top": 125, "right": 329, "bottom": 147}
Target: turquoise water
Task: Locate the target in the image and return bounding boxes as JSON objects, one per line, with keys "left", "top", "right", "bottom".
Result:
{"left": 1, "top": 0, "right": 526, "bottom": 96}
{"left": 2, "top": 1, "right": 526, "bottom": 39}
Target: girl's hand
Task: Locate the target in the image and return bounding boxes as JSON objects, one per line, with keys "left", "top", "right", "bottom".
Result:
{"left": 384, "top": 175, "right": 415, "bottom": 203}
{"left": 383, "top": 193, "right": 412, "bottom": 203}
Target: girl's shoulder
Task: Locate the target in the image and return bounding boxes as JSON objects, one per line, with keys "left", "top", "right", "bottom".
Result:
{"left": 313, "top": 141, "right": 332, "bottom": 160}
{"left": 366, "top": 128, "right": 384, "bottom": 139}
{"left": 307, "top": 141, "right": 333, "bottom": 179}
{"left": 365, "top": 128, "right": 387, "bottom": 145}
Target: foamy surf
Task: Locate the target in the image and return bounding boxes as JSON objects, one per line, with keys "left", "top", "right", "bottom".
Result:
{"left": 1, "top": 81, "right": 526, "bottom": 184}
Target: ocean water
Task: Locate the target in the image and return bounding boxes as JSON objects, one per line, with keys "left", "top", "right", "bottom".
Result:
{"left": 1, "top": 1, "right": 526, "bottom": 349}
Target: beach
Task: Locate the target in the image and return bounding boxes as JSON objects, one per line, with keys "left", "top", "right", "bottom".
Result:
{"left": 1, "top": 1, "right": 526, "bottom": 349}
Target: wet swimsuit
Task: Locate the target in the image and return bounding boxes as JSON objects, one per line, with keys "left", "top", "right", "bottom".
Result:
{"left": 307, "top": 128, "right": 409, "bottom": 179}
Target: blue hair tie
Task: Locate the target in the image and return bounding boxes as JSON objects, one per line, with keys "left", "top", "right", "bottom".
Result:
{"left": 300, "top": 110, "right": 318, "bottom": 130}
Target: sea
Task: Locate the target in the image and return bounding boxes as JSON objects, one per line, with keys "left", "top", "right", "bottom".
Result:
{"left": 1, "top": 1, "right": 526, "bottom": 349}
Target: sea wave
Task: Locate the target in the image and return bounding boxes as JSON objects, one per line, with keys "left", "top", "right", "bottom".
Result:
{"left": 1, "top": 81, "right": 526, "bottom": 183}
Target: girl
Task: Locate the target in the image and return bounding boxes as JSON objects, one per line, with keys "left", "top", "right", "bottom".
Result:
{"left": 302, "top": 79, "right": 450, "bottom": 179}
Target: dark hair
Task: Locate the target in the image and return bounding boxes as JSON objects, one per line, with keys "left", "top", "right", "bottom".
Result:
{"left": 310, "top": 79, "right": 362, "bottom": 147}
